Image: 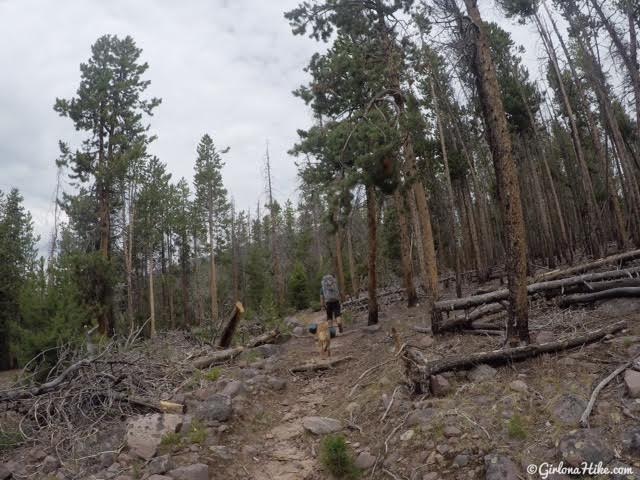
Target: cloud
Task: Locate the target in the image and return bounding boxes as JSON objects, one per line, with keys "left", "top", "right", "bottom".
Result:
{"left": 0, "top": 0, "right": 321, "bottom": 254}
{"left": 0, "top": 0, "right": 556, "bottom": 256}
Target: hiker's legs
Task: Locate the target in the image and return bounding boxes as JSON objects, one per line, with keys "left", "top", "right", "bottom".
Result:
{"left": 335, "top": 302, "right": 343, "bottom": 333}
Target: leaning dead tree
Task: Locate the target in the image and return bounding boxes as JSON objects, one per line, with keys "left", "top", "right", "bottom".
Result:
{"left": 403, "top": 321, "right": 626, "bottom": 394}
{"left": 217, "top": 301, "right": 245, "bottom": 348}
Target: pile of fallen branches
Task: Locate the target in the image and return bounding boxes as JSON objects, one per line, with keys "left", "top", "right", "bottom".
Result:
{"left": 432, "top": 253, "right": 640, "bottom": 334}
{"left": 0, "top": 324, "right": 280, "bottom": 469}
{"left": 0, "top": 330, "right": 202, "bottom": 465}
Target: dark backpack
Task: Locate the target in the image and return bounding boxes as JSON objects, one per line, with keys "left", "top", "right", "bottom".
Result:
{"left": 321, "top": 275, "right": 340, "bottom": 302}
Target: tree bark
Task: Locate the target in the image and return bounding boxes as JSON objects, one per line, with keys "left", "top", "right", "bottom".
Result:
{"left": 462, "top": 0, "right": 530, "bottom": 344}
{"left": 393, "top": 189, "right": 418, "bottom": 307}
{"left": 366, "top": 184, "right": 379, "bottom": 325}
{"left": 334, "top": 222, "right": 347, "bottom": 302}
{"left": 347, "top": 218, "right": 359, "bottom": 298}
{"left": 149, "top": 255, "right": 156, "bottom": 337}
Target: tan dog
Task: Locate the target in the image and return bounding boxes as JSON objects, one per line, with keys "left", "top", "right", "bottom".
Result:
{"left": 317, "top": 321, "right": 331, "bottom": 358}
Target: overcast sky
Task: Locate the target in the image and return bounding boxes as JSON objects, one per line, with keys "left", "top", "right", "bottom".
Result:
{"left": 0, "top": 0, "right": 543, "bottom": 254}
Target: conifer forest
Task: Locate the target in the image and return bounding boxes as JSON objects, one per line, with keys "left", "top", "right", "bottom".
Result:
{"left": 1, "top": 1, "right": 640, "bottom": 479}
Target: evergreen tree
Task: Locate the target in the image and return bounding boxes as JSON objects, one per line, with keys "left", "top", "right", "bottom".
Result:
{"left": 54, "top": 35, "right": 160, "bottom": 336}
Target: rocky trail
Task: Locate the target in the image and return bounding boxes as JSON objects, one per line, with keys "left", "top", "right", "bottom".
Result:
{"left": 3, "top": 293, "right": 640, "bottom": 479}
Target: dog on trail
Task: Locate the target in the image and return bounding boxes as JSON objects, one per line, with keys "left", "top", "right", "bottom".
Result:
{"left": 317, "top": 321, "right": 331, "bottom": 358}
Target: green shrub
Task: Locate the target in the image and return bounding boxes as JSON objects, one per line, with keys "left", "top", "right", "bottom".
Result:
{"left": 320, "top": 435, "right": 361, "bottom": 479}
{"left": 160, "top": 431, "right": 181, "bottom": 446}
{"left": 188, "top": 419, "right": 207, "bottom": 444}
{"left": 310, "top": 300, "right": 322, "bottom": 312}
{"left": 507, "top": 414, "right": 527, "bottom": 439}
{"left": 203, "top": 367, "right": 222, "bottom": 382}
{"left": 0, "top": 430, "right": 24, "bottom": 451}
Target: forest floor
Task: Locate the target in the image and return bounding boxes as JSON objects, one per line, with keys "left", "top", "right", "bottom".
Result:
{"left": 2, "top": 283, "right": 640, "bottom": 479}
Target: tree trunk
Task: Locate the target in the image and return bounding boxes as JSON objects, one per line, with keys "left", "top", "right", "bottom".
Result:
{"left": 462, "top": 0, "right": 529, "bottom": 344}
{"left": 393, "top": 189, "right": 418, "bottom": 307}
{"left": 347, "top": 218, "right": 359, "bottom": 298}
{"left": 334, "top": 223, "right": 347, "bottom": 302}
{"left": 535, "top": 11, "right": 601, "bottom": 257}
{"left": 589, "top": 0, "right": 640, "bottom": 132}
{"left": 149, "top": 255, "right": 156, "bottom": 337}
{"left": 366, "top": 184, "right": 379, "bottom": 325}
{"left": 543, "top": 1, "right": 628, "bottom": 249}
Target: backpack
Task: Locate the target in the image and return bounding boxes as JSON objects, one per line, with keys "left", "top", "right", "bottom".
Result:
{"left": 321, "top": 275, "right": 340, "bottom": 302}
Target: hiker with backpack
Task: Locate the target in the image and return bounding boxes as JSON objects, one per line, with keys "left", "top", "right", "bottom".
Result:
{"left": 320, "top": 273, "right": 343, "bottom": 333}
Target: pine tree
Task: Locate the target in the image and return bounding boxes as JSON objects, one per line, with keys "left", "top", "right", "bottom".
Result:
{"left": 193, "top": 134, "right": 230, "bottom": 326}
{"left": 54, "top": 35, "right": 160, "bottom": 336}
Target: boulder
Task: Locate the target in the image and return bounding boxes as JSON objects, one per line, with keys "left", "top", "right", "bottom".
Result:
{"left": 468, "top": 364, "right": 497, "bottom": 382}
{"left": 209, "top": 445, "right": 233, "bottom": 460}
{"left": 484, "top": 454, "right": 521, "bottom": 480}
{"left": 221, "top": 380, "right": 247, "bottom": 398}
{"left": 267, "top": 376, "right": 287, "bottom": 391}
{"left": 167, "top": 463, "right": 209, "bottom": 480}
{"left": 400, "top": 429, "right": 415, "bottom": 442}
{"left": 452, "top": 454, "right": 469, "bottom": 467}
{"left": 148, "top": 455, "right": 174, "bottom": 475}
{"left": 293, "top": 326, "right": 305, "bottom": 336}
{"left": 558, "top": 429, "right": 613, "bottom": 467}
{"left": 509, "top": 380, "right": 528, "bottom": 393}
{"left": 284, "top": 316, "right": 302, "bottom": 328}
{"left": 148, "top": 476, "right": 172, "bottom": 480}
{"left": 125, "top": 413, "right": 183, "bottom": 460}
{"left": 621, "top": 426, "right": 640, "bottom": 457}
{"left": 443, "top": 426, "right": 461, "bottom": 438}
{"left": 301, "top": 416, "right": 342, "bottom": 435}
{"left": 255, "top": 344, "right": 280, "bottom": 358}
{"left": 191, "top": 393, "right": 232, "bottom": 422}
{"left": 549, "top": 394, "right": 587, "bottom": 425}
{"left": 354, "top": 451, "right": 376, "bottom": 469}
{"left": 430, "top": 375, "right": 451, "bottom": 396}
{"left": 625, "top": 369, "right": 640, "bottom": 397}
{"left": 406, "top": 408, "right": 437, "bottom": 428}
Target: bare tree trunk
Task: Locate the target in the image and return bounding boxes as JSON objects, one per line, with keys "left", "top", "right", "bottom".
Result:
{"left": 462, "top": 0, "right": 530, "bottom": 343}
{"left": 536, "top": 11, "right": 602, "bottom": 257}
{"left": 334, "top": 223, "right": 347, "bottom": 302}
{"left": 589, "top": 0, "right": 640, "bottom": 132}
{"left": 543, "top": 1, "right": 628, "bottom": 249}
{"left": 430, "top": 76, "right": 462, "bottom": 297}
{"left": 347, "top": 217, "right": 359, "bottom": 298}
{"left": 366, "top": 184, "right": 379, "bottom": 325}
{"left": 149, "top": 255, "right": 156, "bottom": 337}
{"left": 394, "top": 189, "right": 418, "bottom": 307}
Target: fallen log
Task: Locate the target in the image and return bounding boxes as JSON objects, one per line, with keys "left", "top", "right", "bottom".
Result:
{"left": 557, "top": 287, "right": 640, "bottom": 307}
{"left": 561, "top": 278, "right": 640, "bottom": 296}
{"left": 217, "top": 301, "right": 245, "bottom": 348}
{"left": 434, "top": 267, "right": 640, "bottom": 314}
{"left": 245, "top": 329, "right": 280, "bottom": 348}
{"left": 534, "top": 249, "right": 640, "bottom": 282}
{"left": 107, "top": 392, "right": 185, "bottom": 413}
{"left": 437, "top": 303, "right": 504, "bottom": 333}
{"left": 193, "top": 346, "right": 244, "bottom": 369}
{"left": 290, "top": 356, "right": 354, "bottom": 373}
{"left": 403, "top": 321, "right": 626, "bottom": 393}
